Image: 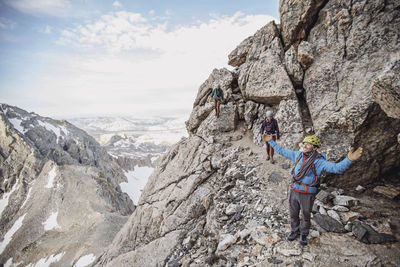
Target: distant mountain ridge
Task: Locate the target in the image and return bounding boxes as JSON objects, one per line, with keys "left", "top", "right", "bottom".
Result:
{"left": 0, "top": 104, "right": 134, "bottom": 266}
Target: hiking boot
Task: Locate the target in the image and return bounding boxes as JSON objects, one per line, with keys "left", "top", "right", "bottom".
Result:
{"left": 299, "top": 234, "right": 308, "bottom": 245}
{"left": 287, "top": 231, "right": 299, "bottom": 241}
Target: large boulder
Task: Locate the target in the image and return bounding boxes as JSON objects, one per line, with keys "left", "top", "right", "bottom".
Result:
{"left": 284, "top": 45, "right": 304, "bottom": 86}
{"left": 234, "top": 24, "right": 295, "bottom": 105}
{"left": 279, "top": 0, "right": 327, "bottom": 48}
{"left": 196, "top": 102, "right": 238, "bottom": 139}
{"left": 228, "top": 21, "right": 280, "bottom": 67}
{"left": 238, "top": 42, "right": 296, "bottom": 104}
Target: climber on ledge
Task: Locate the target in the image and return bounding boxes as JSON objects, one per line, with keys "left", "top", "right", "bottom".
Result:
{"left": 210, "top": 84, "right": 224, "bottom": 118}
{"left": 260, "top": 110, "right": 280, "bottom": 163}
{"left": 263, "top": 134, "right": 363, "bottom": 245}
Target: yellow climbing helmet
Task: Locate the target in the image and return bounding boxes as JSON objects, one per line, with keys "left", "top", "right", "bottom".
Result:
{"left": 303, "top": 136, "right": 321, "bottom": 148}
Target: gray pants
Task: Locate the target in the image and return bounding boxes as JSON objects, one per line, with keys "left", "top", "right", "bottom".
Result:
{"left": 289, "top": 189, "right": 316, "bottom": 236}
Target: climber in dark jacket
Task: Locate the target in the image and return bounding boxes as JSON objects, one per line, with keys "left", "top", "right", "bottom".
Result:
{"left": 260, "top": 110, "right": 280, "bottom": 163}
{"left": 263, "top": 134, "right": 363, "bottom": 245}
{"left": 210, "top": 84, "right": 224, "bottom": 117}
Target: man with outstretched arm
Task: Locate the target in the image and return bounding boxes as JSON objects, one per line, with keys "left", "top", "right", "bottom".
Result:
{"left": 263, "top": 134, "right": 363, "bottom": 245}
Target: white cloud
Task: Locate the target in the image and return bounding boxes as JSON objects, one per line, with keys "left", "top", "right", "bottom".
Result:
{"left": 0, "top": 17, "right": 17, "bottom": 30}
{"left": 5, "top": 0, "right": 72, "bottom": 17}
{"left": 16, "top": 11, "right": 276, "bottom": 118}
{"left": 112, "top": 1, "right": 122, "bottom": 8}
{"left": 149, "top": 10, "right": 155, "bottom": 16}
{"left": 40, "top": 25, "right": 53, "bottom": 34}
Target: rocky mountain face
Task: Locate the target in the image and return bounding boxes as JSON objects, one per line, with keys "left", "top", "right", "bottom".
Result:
{"left": 0, "top": 104, "right": 134, "bottom": 266}
{"left": 95, "top": 0, "right": 400, "bottom": 266}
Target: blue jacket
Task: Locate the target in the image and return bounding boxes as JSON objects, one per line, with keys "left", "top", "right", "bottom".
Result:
{"left": 268, "top": 140, "right": 354, "bottom": 194}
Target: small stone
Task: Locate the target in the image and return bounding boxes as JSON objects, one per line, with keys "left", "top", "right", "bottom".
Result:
{"left": 282, "top": 162, "right": 291, "bottom": 169}
{"left": 237, "top": 253, "right": 250, "bottom": 262}
{"left": 225, "top": 203, "right": 239, "bottom": 215}
{"left": 302, "top": 252, "right": 315, "bottom": 261}
{"left": 293, "top": 260, "right": 304, "bottom": 267}
{"left": 251, "top": 244, "right": 264, "bottom": 256}
{"left": 312, "top": 202, "right": 319, "bottom": 213}
{"left": 167, "top": 260, "right": 180, "bottom": 267}
{"left": 344, "top": 222, "right": 353, "bottom": 232}
{"left": 265, "top": 233, "right": 281, "bottom": 245}
{"left": 313, "top": 214, "right": 346, "bottom": 233}
{"left": 373, "top": 186, "right": 400, "bottom": 199}
{"left": 332, "top": 205, "right": 349, "bottom": 212}
{"left": 251, "top": 230, "right": 269, "bottom": 246}
{"left": 237, "top": 228, "right": 251, "bottom": 240}
{"left": 319, "top": 206, "right": 327, "bottom": 215}
{"left": 327, "top": 210, "right": 341, "bottom": 222}
{"left": 220, "top": 216, "right": 229, "bottom": 221}
{"left": 182, "top": 235, "right": 191, "bottom": 245}
{"left": 355, "top": 185, "right": 365, "bottom": 192}
{"left": 276, "top": 247, "right": 302, "bottom": 256}
{"left": 267, "top": 257, "right": 284, "bottom": 265}
{"left": 333, "top": 195, "right": 359, "bottom": 207}
{"left": 263, "top": 206, "right": 273, "bottom": 213}
{"left": 352, "top": 221, "right": 397, "bottom": 244}
{"left": 340, "top": 211, "right": 361, "bottom": 224}
{"left": 316, "top": 190, "right": 331, "bottom": 204}
{"left": 310, "top": 230, "right": 320, "bottom": 238}
{"left": 268, "top": 171, "right": 283, "bottom": 184}
{"left": 217, "top": 234, "right": 237, "bottom": 251}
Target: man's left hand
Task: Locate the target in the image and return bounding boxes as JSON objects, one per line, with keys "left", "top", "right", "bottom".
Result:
{"left": 348, "top": 147, "right": 363, "bottom": 161}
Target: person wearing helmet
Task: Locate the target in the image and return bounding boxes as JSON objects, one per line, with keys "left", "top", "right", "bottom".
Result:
{"left": 210, "top": 84, "right": 224, "bottom": 118}
{"left": 263, "top": 134, "right": 363, "bottom": 245}
{"left": 260, "top": 110, "right": 280, "bottom": 163}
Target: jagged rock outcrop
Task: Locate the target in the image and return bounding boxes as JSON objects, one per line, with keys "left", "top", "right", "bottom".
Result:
{"left": 0, "top": 104, "right": 134, "bottom": 266}
{"left": 279, "top": 0, "right": 327, "bottom": 48}
{"left": 300, "top": 0, "right": 400, "bottom": 185}
{"left": 370, "top": 59, "right": 400, "bottom": 120}
{"left": 96, "top": 0, "right": 400, "bottom": 266}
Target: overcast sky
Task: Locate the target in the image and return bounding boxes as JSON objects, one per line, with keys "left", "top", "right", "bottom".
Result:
{"left": 0, "top": 0, "right": 278, "bottom": 119}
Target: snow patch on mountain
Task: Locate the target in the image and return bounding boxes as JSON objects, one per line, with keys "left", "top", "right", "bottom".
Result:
{"left": 74, "top": 253, "right": 96, "bottom": 267}
{"left": 38, "top": 121, "right": 69, "bottom": 143}
{"left": 120, "top": 167, "right": 154, "bottom": 205}
{"left": 42, "top": 211, "right": 61, "bottom": 231}
{"left": 45, "top": 166, "right": 57, "bottom": 189}
{"left": 9, "top": 117, "right": 27, "bottom": 134}
{"left": 0, "top": 214, "right": 26, "bottom": 254}
{"left": 21, "top": 185, "right": 33, "bottom": 209}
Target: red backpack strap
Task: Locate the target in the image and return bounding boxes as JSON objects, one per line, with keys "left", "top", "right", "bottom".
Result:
{"left": 309, "top": 163, "right": 318, "bottom": 186}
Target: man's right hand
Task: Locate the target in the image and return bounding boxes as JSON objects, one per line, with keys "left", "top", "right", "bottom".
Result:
{"left": 263, "top": 134, "right": 273, "bottom": 143}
